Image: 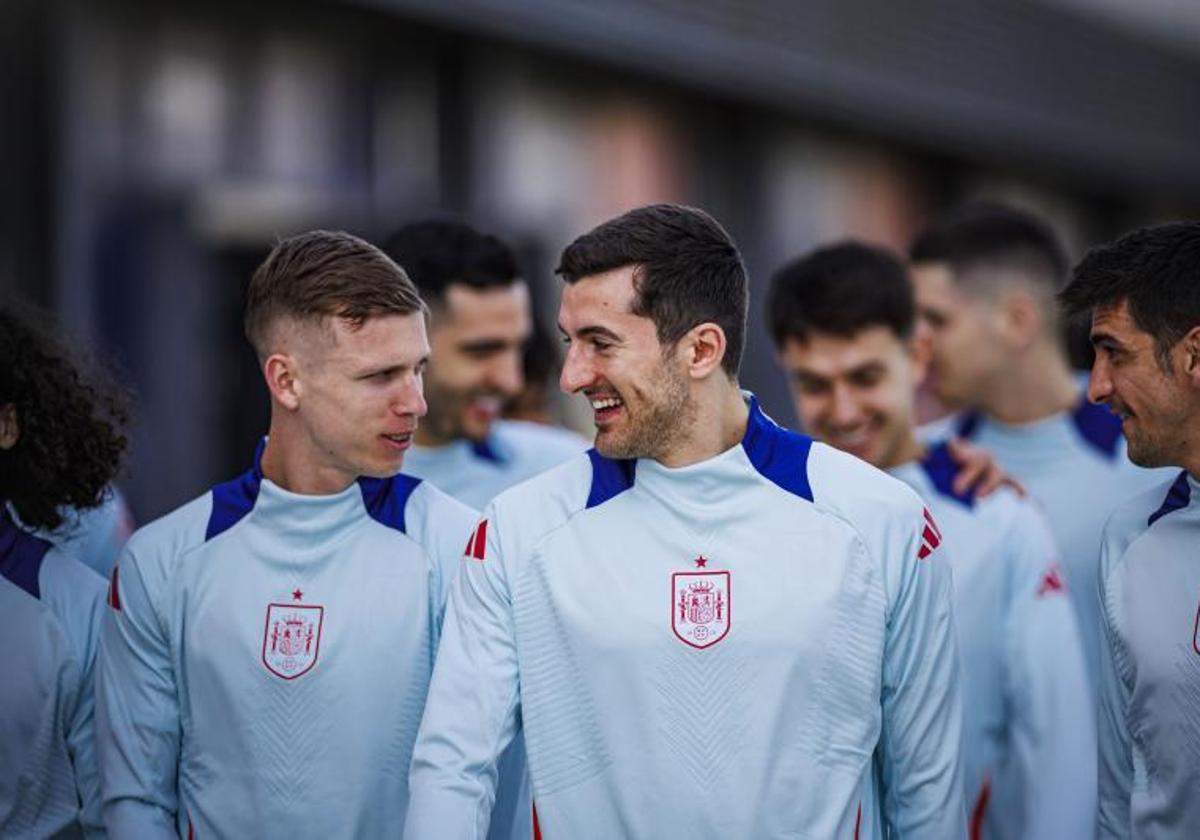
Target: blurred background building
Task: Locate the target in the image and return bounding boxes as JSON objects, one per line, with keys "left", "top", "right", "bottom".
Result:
{"left": 2, "top": 0, "right": 1198, "bottom": 521}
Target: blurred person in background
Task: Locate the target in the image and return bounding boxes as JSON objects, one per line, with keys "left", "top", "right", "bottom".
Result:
{"left": 382, "top": 220, "right": 587, "bottom": 511}
{"left": 95, "top": 231, "right": 477, "bottom": 838}
{"left": 768, "top": 242, "right": 1095, "bottom": 840}
{"left": 1061, "top": 222, "right": 1200, "bottom": 839}
{"left": 406, "top": 204, "right": 965, "bottom": 839}
{"left": 382, "top": 219, "right": 587, "bottom": 840}
{"left": 909, "top": 203, "right": 1171, "bottom": 696}
{"left": 1, "top": 301, "right": 130, "bottom": 838}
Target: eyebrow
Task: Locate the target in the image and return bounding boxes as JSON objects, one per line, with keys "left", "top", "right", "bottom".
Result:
{"left": 557, "top": 324, "right": 622, "bottom": 342}
{"left": 1089, "top": 330, "right": 1123, "bottom": 349}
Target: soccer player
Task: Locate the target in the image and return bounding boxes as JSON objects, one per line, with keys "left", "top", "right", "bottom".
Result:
{"left": 95, "top": 231, "right": 477, "bottom": 838}
{"left": 1060, "top": 221, "right": 1200, "bottom": 838}
{"left": 381, "top": 220, "right": 586, "bottom": 511}
{"left": 910, "top": 203, "right": 1171, "bottom": 693}
{"left": 406, "top": 204, "right": 965, "bottom": 839}
{"left": 381, "top": 219, "right": 587, "bottom": 840}
{"left": 1, "top": 302, "right": 130, "bottom": 838}
{"left": 768, "top": 241, "right": 1095, "bottom": 839}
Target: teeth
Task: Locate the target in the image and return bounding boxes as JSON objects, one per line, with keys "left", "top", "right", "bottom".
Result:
{"left": 590, "top": 397, "right": 623, "bottom": 410}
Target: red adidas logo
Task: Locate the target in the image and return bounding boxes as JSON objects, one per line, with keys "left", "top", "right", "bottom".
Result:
{"left": 1037, "top": 565, "right": 1066, "bottom": 597}
{"left": 464, "top": 519, "right": 488, "bottom": 561}
{"left": 917, "top": 508, "right": 942, "bottom": 560}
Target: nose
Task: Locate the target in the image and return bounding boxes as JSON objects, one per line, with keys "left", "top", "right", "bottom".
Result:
{"left": 1087, "top": 355, "right": 1113, "bottom": 405}
{"left": 829, "top": 384, "right": 863, "bottom": 428}
{"left": 559, "top": 341, "right": 592, "bottom": 394}
{"left": 394, "top": 374, "right": 427, "bottom": 418}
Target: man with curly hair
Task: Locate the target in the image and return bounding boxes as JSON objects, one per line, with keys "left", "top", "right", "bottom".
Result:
{"left": 1, "top": 301, "right": 131, "bottom": 838}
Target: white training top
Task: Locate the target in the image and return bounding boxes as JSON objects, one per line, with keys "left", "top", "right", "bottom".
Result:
{"left": 1, "top": 507, "right": 106, "bottom": 839}
{"left": 94, "top": 441, "right": 477, "bottom": 839}
{"left": 403, "top": 419, "right": 589, "bottom": 511}
{"left": 406, "top": 396, "right": 965, "bottom": 840}
{"left": 891, "top": 441, "right": 1095, "bottom": 840}
{"left": 1096, "top": 470, "right": 1200, "bottom": 839}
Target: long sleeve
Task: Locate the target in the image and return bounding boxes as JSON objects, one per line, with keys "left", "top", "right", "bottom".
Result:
{"left": 405, "top": 511, "right": 522, "bottom": 840}
{"left": 1003, "top": 509, "right": 1096, "bottom": 840}
{"left": 66, "top": 574, "right": 107, "bottom": 838}
{"left": 94, "top": 548, "right": 180, "bottom": 839}
{"left": 1096, "top": 538, "right": 1134, "bottom": 839}
{"left": 877, "top": 507, "right": 966, "bottom": 838}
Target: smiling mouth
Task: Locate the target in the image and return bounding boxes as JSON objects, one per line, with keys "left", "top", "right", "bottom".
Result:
{"left": 382, "top": 432, "right": 413, "bottom": 449}
{"left": 587, "top": 393, "right": 625, "bottom": 425}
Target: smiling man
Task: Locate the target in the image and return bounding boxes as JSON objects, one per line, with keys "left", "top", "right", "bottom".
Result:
{"left": 768, "top": 241, "right": 1095, "bottom": 840}
{"left": 405, "top": 204, "right": 964, "bottom": 839}
{"left": 910, "top": 203, "right": 1171, "bottom": 695}
{"left": 95, "top": 231, "right": 477, "bottom": 838}
{"left": 382, "top": 220, "right": 586, "bottom": 511}
{"left": 1060, "top": 221, "right": 1200, "bottom": 839}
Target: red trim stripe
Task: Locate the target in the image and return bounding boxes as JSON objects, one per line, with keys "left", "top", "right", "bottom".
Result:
{"left": 187, "top": 817, "right": 195, "bottom": 840}
{"left": 969, "top": 778, "right": 990, "bottom": 840}
{"left": 465, "top": 519, "right": 488, "bottom": 561}
{"left": 107, "top": 566, "right": 121, "bottom": 611}
{"left": 853, "top": 802, "right": 862, "bottom": 840}
{"left": 532, "top": 801, "right": 541, "bottom": 840}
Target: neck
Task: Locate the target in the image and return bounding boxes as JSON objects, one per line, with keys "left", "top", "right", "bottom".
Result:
{"left": 261, "top": 415, "right": 357, "bottom": 495}
{"left": 879, "top": 432, "right": 926, "bottom": 471}
{"left": 658, "top": 380, "right": 749, "bottom": 468}
{"left": 977, "top": 342, "right": 1078, "bottom": 425}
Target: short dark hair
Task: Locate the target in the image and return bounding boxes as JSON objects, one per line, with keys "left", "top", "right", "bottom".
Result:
{"left": 380, "top": 219, "right": 520, "bottom": 308}
{"left": 766, "top": 241, "right": 916, "bottom": 347}
{"left": 909, "top": 202, "right": 1068, "bottom": 289}
{"left": 1060, "top": 221, "right": 1200, "bottom": 362}
{"left": 245, "top": 230, "right": 424, "bottom": 357}
{"left": 556, "top": 204, "right": 747, "bottom": 377}
{"left": 0, "top": 302, "right": 130, "bottom": 530}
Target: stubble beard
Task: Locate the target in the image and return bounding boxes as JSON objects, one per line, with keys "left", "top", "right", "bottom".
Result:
{"left": 595, "top": 361, "right": 694, "bottom": 461}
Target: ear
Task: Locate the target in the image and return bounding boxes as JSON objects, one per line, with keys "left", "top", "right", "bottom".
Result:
{"left": 1002, "top": 290, "right": 1042, "bottom": 349}
{"left": 1179, "top": 326, "right": 1200, "bottom": 388}
{"left": 680, "top": 322, "right": 728, "bottom": 380}
{"left": 908, "top": 327, "right": 933, "bottom": 388}
{"left": 263, "top": 353, "right": 302, "bottom": 411}
{"left": 0, "top": 403, "right": 19, "bottom": 450}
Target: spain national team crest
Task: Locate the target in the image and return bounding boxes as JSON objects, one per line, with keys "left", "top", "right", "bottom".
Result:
{"left": 672, "top": 571, "right": 731, "bottom": 649}
{"left": 262, "top": 602, "right": 324, "bottom": 680}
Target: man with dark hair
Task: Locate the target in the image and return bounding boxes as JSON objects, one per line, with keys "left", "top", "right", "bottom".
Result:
{"left": 0, "top": 302, "right": 129, "bottom": 838}
{"left": 769, "top": 241, "right": 1095, "bottom": 840}
{"left": 910, "top": 202, "right": 1170, "bottom": 695}
{"left": 407, "top": 205, "right": 964, "bottom": 839}
{"left": 1060, "top": 221, "right": 1200, "bottom": 838}
{"left": 95, "top": 231, "right": 477, "bottom": 838}
{"left": 382, "top": 220, "right": 585, "bottom": 509}
{"left": 381, "top": 220, "right": 586, "bottom": 840}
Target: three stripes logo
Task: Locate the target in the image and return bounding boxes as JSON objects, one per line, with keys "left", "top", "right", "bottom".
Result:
{"left": 464, "top": 519, "right": 488, "bottom": 561}
{"left": 917, "top": 508, "right": 942, "bottom": 560}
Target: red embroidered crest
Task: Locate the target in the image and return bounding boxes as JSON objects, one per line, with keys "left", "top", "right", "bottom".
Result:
{"left": 917, "top": 508, "right": 942, "bottom": 560}
{"left": 261, "top": 602, "right": 324, "bottom": 680}
{"left": 1036, "top": 565, "right": 1066, "bottom": 597}
{"left": 672, "top": 570, "right": 731, "bottom": 649}
{"left": 465, "top": 519, "right": 488, "bottom": 561}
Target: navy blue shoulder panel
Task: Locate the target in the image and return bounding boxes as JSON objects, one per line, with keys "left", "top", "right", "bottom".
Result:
{"left": 1148, "top": 470, "right": 1191, "bottom": 528}
{"left": 1071, "top": 400, "right": 1123, "bottom": 460}
{"left": 741, "top": 397, "right": 814, "bottom": 502}
{"left": 471, "top": 437, "right": 507, "bottom": 465}
{"left": 205, "top": 438, "right": 266, "bottom": 542}
{"left": 919, "top": 441, "right": 976, "bottom": 509}
{"left": 358, "top": 473, "right": 423, "bottom": 534}
{"left": 586, "top": 449, "right": 636, "bottom": 509}
{"left": 0, "top": 508, "right": 53, "bottom": 599}
{"left": 954, "top": 411, "right": 982, "bottom": 440}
